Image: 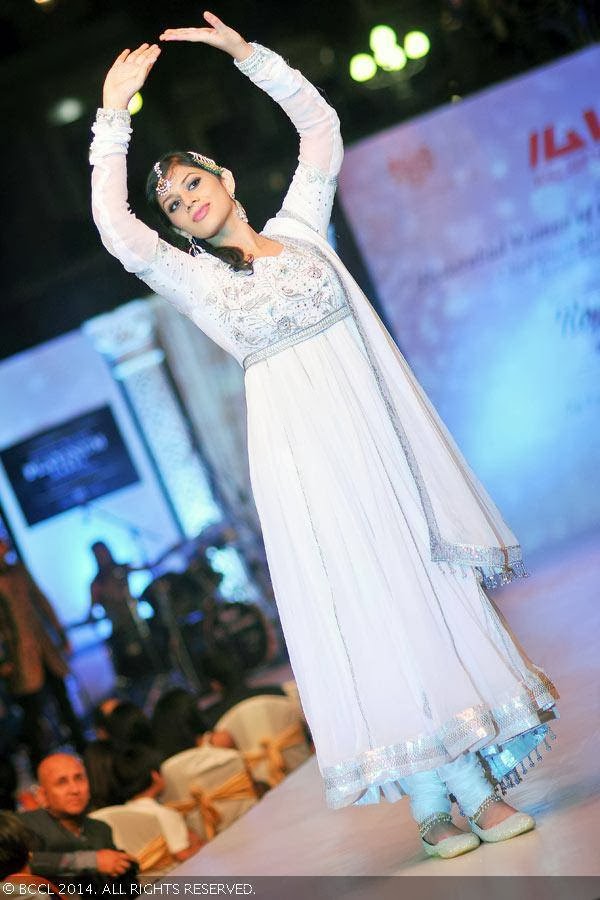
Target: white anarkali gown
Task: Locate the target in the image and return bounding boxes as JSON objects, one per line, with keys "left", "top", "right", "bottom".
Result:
{"left": 90, "top": 42, "right": 558, "bottom": 810}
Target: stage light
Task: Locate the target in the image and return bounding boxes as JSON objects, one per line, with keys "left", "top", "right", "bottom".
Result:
{"left": 137, "top": 599, "right": 155, "bottom": 620}
{"left": 404, "top": 30, "right": 431, "bottom": 59}
{"left": 369, "top": 25, "right": 398, "bottom": 52}
{"left": 128, "top": 92, "right": 143, "bottom": 115}
{"left": 34, "top": 0, "right": 54, "bottom": 4}
{"left": 48, "top": 97, "right": 84, "bottom": 125}
{"left": 374, "top": 44, "right": 407, "bottom": 72}
{"left": 350, "top": 53, "right": 377, "bottom": 83}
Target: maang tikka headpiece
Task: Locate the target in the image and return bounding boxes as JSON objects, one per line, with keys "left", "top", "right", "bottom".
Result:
{"left": 153, "top": 162, "right": 172, "bottom": 197}
{"left": 153, "top": 152, "right": 224, "bottom": 198}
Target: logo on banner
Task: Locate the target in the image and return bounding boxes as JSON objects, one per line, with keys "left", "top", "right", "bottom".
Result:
{"left": 529, "top": 108, "right": 600, "bottom": 167}
{"left": 388, "top": 146, "right": 434, "bottom": 186}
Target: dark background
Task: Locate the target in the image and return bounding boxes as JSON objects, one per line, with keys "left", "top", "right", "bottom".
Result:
{"left": 1, "top": 0, "right": 598, "bottom": 360}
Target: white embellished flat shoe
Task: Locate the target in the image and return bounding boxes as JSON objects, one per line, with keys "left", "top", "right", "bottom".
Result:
{"left": 419, "top": 812, "right": 481, "bottom": 859}
{"left": 468, "top": 795, "right": 536, "bottom": 843}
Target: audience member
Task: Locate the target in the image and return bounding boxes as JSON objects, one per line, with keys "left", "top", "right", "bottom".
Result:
{"left": 18, "top": 753, "right": 136, "bottom": 890}
{"left": 83, "top": 741, "right": 121, "bottom": 811}
{"left": 0, "top": 541, "right": 85, "bottom": 770}
{"left": 91, "top": 698, "right": 122, "bottom": 740}
{"left": 0, "top": 810, "right": 32, "bottom": 878}
{"left": 103, "top": 701, "right": 154, "bottom": 753}
{"left": 0, "top": 757, "right": 17, "bottom": 812}
{"left": 151, "top": 689, "right": 235, "bottom": 758}
{"left": 114, "top": 746, "right": 204, "bottom": 862}
{"left": 201, "top": 651, "right": 286, "bottom": 728}
{"left": 0, "top": 811, "right": 60, "bottom": 895}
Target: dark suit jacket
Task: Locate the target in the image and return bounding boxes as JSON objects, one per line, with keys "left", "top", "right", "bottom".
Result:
{"left": 19, "top": 808, "right": 116, "bottom": 878}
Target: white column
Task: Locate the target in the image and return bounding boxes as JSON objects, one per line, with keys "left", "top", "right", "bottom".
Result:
{"left": 84, "top": 299, "right": 221, "bottom": 537}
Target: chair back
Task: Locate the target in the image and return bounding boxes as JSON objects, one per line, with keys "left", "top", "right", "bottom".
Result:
{"left": 160, "top": 746, "right": 257, "bottom": 839}
{"left": 89, "top": 806, "right": 174, "bottom": 874}
{"left": 215, "top": 695, "right": 312, "bottom": 785}
{"left": 281, "top": 679, "right": 306, "bottom": 721}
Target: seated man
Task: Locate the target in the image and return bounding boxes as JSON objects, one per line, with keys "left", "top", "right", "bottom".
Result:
{"left": 19, "top": 753, "right": 136, "bottom": 889}
{"left": 115, "top": 746, "right": 204, "bottom": 862}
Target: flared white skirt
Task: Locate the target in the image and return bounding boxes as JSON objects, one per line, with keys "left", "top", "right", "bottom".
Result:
{"left": 244, "top": 315, "right": 557, "bottom": 809}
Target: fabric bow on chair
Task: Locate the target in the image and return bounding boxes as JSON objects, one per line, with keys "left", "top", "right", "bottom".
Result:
{"left": 90, "top": 806, "right": 176, "bottom": 877}
{"left": 243, "top": 720, "right": 308, "bottom": 786}
{"left": 135, "top": 834, "right": 174, "bottom": 874}
{"left": 167, "top": 767, "right": 257, "bottom": 841}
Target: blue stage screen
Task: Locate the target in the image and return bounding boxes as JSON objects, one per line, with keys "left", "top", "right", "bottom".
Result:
{"left": 0, "top": 405, "right": 140, "bottom": 525}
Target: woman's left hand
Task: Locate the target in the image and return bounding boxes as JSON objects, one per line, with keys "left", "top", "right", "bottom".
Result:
{"left": 160, "top": 10, "right": 253, "bottom": 61}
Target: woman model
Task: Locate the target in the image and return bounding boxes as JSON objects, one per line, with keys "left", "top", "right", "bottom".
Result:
{"left": 90, "top": 10, "right": 558, "bottom": 859}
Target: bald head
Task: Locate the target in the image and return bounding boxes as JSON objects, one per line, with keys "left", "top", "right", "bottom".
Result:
{"left": 37, "top": 754, "right": 89, "bottom": 819}
{"left": 37, "top": 753, "right": 81, "bottom": 785}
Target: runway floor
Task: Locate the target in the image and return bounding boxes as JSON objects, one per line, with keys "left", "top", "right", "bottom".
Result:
{"left": 171, "top": 532, "right": 600, "bottom": 883}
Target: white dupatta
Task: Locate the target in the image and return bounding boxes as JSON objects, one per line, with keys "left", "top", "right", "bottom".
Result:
{"left": 263, "top": 214, "right": 527, "bottom": 590}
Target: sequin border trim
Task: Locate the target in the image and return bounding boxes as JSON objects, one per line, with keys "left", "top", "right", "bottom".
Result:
{"left": 234, "top": 42, "right": 272, "bottom": 78}
{"left": 267, "top": 231, "right": 526, "bottom": 580}
{"left": 95, "top": 107, "right": 132, "bottom": 127}
{"left": 322, "top": 672, "right": 557, "bottom": 809}
{"left": 242, "top": 305, "right": 351, "bottom": 370}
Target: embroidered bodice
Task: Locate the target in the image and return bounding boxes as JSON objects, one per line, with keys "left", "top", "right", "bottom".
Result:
{"left": 145, "top": 236, "right": 347, "bottom": 360}
{"left": 89, "top": 42, "right": 344, "bottom": 367}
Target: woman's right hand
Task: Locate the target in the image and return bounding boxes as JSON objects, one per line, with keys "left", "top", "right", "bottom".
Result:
{"left": 102, "top": 43, "right": 161, "bottom": 110}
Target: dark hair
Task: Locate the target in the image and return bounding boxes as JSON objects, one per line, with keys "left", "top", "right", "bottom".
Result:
{"left": 113, "top": 745, "right": 163, "bottom": 803}
{"left": 91, "top": 698, "right": 121, "bottom": 734}
{"left": 0, "top": 758, "right": 18, "bottom": 812}
{"left": 151, "top": 689, "right": 208, "bottom": 760}
{"left": 202, "top": 651, "right": 245, "bottom": 692}
{"left": 103, "top": 701, "right": 154, "bottom": 752}
{"left": 146, "top": 152, "right": 254, "bottom": 274}
{"left": 83, "top": 741, "right": 120, "bottom": 811}
{"left": 0, "top": 812, "right": 33, "bottom": 879}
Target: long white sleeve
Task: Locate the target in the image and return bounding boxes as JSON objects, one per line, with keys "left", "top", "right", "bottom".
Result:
{"left": 235, "top": 43, "right": 343, "bottom": 237}
{"left": 89, "top": 108, "right": 216, "bottom": 320}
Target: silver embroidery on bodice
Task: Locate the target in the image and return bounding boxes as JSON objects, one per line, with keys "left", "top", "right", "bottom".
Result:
{"left": 198, "top": 239, "right": 348, "bottom": 355}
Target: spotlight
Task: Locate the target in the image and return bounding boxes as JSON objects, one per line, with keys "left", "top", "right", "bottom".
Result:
{"left": 128, "top": 92, "right": 143, "bottom": 115}
{"left": 349, "top": 53, "right": 377, "bottom": 83}
{"left": 369, "top": 25, "right": 398, "bottom": 52}
{"left": 34, "top": 0, "right": 54, "bottom": 4}
{"left": 48, "top": 97, "right": 84, "bottom": 125}
{"left": 374, "top": 44, "right": 407, "bottom": 72}
{"left": 404, "top": 31, "right": 431, "bottom": 59}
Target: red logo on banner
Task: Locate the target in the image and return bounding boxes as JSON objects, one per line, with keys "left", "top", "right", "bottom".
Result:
{"left": 388, "top": 146, "right": 434, "bottom": 186}
{"left": 529, "top": 108, "right": 600, "bottom": 167}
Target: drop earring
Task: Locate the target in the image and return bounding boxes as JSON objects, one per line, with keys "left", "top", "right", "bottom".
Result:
{"left": 234, "top": 197, "right": 248, "bottom": 223}
{"left": 188, "top": 235, "right": 208, "bottom": 257}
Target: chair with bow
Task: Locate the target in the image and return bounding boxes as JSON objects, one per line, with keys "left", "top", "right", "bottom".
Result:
{"left": 280, "top": 679, "right": 307, "bottom": 721}
{"left": 89, "top": 806, "right": 175, "bottom": 876}
{"left": 160, "top": 746, "right": 258, "bottom": 841}
{"left": 214, "top": 695, "right": 312, "bottom": 787}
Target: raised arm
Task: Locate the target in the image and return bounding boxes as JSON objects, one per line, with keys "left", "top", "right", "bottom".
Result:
{"left": 235, "top": 44, "right": 344, "bottom": 236}
{"left": 90, "top": 44, "right": 212, "bottom": 319}
{"left": 90, "top": 45, "right": 160, "bottom": 274}
{"left": 160, "top": 12, "right": 343, "bottom": 238}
